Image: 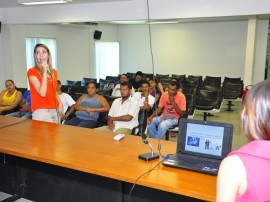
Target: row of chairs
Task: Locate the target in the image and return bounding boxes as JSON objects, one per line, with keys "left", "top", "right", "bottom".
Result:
{"left": 170, "top": 76, "right": 244, "bottom": 121}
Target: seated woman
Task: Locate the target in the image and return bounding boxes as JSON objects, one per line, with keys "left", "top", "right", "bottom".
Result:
{"left": 65, "top": 82, "right": 110, "bottom": 128}
{"left": 0, "top": 80, "right": 22, "bottom": 115}
{"left": 216, "top": 80, "right": 270, "bottom": 202}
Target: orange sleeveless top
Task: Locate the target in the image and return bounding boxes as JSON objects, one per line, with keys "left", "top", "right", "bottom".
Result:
{"left": 27, "top": 67, "right": 59, "bottom": 112}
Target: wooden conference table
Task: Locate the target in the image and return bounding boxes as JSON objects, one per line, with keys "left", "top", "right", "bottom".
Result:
{"left": 0, "top": 116, "right": 216, "bottom": 201}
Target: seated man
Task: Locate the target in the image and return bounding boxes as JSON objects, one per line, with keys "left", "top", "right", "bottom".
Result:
{"left": 133, "top": 81, "right": 155, "bottom": 111}
{"left": 148, "top": 81, "right": 186, "bottom": 139}
{"left": 111, "top": 73, "right": 134, "bottom": 97}
{"left": 56, "top": 80, "right": 76, "bottom": 121}
{"left": 96, "top": 81, "right": 140, "bottom": 134}
{"left": 129, "top": 71, "right": 145, "bottom": 92}
{"left": 6, "top": 90, "right": 32, "bottom": 119}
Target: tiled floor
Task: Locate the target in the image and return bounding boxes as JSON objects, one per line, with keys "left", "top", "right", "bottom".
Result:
{"left": 167, "top": 99, "right": 249, "bottom": 151}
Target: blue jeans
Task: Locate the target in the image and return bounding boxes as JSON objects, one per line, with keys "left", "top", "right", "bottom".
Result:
{"left": 65, "top": 117, "right": 97, "bottom": 128}
{"left": 148, "top": 115, "right": 178, "bottom": 139}
{"left": 6, "top": 111, "right": 32, "bottom": 119}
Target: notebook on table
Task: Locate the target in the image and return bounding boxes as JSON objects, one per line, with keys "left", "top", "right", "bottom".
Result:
{"left": 162, "top": 118, "right": 233, "bottom": 175}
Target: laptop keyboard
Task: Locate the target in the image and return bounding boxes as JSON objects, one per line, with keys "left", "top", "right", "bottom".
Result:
{"left": 171, "top": 154, "right": 220, "bottom": 168}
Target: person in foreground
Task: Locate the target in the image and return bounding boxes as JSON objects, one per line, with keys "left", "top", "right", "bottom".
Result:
{"left": 96, "top": 81, "right": 140, "bottom": 134}
{"left": 148, "top": 81, "right": 186, "bottom": 139}
{"left": 65, "top": 82, "right": 110, "bottom": 128}
{"left": 0, "top": 80, "right": 22, "bottom": 115}
{"left": 27, "top": 43, "right": 63, "bottom": 123}
{"left": 216, "top": 80, "right": 270, "bottom": 202}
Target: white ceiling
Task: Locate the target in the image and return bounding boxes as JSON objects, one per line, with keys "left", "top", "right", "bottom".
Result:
{"left": 1, "top": 0, "right": 270, "bottom": 25}
{"left": 0, "top": 0, "right": 131, "bottom": 8}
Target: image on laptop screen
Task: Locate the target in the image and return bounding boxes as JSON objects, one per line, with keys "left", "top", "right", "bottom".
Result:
{"left": 185, "top": 123, "right": 224, "bottom": 157}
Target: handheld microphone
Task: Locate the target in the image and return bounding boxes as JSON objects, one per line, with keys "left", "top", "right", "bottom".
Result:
{"left": 39, "top": 59, "right": 51, "bottom": 74}
{"left": 47, "top": 67, "right": 52, "bottom": 74}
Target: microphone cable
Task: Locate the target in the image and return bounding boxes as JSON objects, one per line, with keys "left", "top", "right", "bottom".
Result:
{"left": 49, "top": 69, "right": 60, "bottom": 123}
{"left": 126, "top": 158, "right": 165, "bottom": 202}
{"left": 146, "top": 0, "right": 171, "bottom": 161}
{"left": 157, "top": 138, "right": 172, "bottom": 159}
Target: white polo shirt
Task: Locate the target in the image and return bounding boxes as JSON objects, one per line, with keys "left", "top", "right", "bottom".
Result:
{"left": 132, "top": 92, "right": 155, "bottom": 108}
{"left": 109, "top": 96, "right": 140, "bottom": 132}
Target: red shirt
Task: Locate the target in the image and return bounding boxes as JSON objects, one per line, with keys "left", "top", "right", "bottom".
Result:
{"left": 158, "top": 92, "right": 186, "bottom": 119}
{"left": 27, "top": 67, "right": 59, "bottom": 112}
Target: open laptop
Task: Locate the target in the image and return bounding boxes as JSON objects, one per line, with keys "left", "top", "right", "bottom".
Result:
{"left": 162, "top": 118, "right": 233, "bottom": 175}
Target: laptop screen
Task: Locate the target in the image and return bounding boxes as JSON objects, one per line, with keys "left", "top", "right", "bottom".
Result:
{"left": 178, "top": 119, "right": 233, "bottom": 159}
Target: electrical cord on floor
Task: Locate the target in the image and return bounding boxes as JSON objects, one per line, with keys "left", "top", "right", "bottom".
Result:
{"left": 126, "top": 158, "right": 165, "bottom": 202}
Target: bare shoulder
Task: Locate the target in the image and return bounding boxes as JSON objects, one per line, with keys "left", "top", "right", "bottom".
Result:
{"left": 219, "top": 155, "right": 245, "bottom": 175}
{"left": 216, "top": 155, "right": 246, "bottom": 202}
{"left": 16, "top": 90, "right": 22, "bottom": 96}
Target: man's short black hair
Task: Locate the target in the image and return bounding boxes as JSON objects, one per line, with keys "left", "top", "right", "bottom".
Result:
{"left": 170, "top": 80, "right": 179, "bottom": 89}
{"left": 140, "top": 80, "right": 150, "bottom": 87}
{"left": 120, "top": 81, "right": 132, "bottom": 89}
{"left": 135, "top": 71, "right": 144, "bottom": 77}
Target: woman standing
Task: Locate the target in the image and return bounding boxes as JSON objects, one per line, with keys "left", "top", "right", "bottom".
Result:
{"left": 65, "top": 82, "right": 110, "bottom": 128}
{"left": 0, "top": 80, "right": 22, "bottom": 115}
{"left": 27, "top": 43, "right": 63, "bottom": 123}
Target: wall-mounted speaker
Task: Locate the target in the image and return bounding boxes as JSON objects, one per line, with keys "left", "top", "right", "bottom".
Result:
{"left": 94, "top": 30, "right": 102, "bottom": 40}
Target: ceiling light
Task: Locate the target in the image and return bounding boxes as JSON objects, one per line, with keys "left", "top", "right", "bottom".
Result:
{"left": 145, "top": 19, "right": 181, "bottom": 24}
{"left": 18, "top": 0, "right": 72, "bottom": 6}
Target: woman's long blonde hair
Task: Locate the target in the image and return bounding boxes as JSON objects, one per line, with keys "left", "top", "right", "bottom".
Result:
{"left": 34, "top": 43, "right": 53, "bottom": 76}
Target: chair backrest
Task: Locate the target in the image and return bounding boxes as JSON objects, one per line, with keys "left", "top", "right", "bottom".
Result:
{"left": 184, "top": 94, "right": 195, "bottom": 116}
{"left": 105, "top": 75, "right": 119, "bottom": 83}
{"left": 171, "top": 74, "right": 186, "bottom": 82}
{"left": 69, "top": 86, "right": 87, "bottom": 101}
{"left": 99, "top": 79, "right": 113, "bottom": 89}
{"left": 126, "top": 72, "right": 135, "bottom": 79}
{"left": 16, "top": 87, "right": 28, "bottom": 95}
{"left": 188, "top": 75, "right": 203, "bottom": 86}
{"left": 103, "top": 95, "right": 118, "bottom": 107}
{"left": 198, "top": 89, "right": 220, "bottom": 102}
{"left": 144, "top": 73, "right": 154, "bottom": 80}
{"left": 66, "top": 80, "right": 81, "bottom": 86}
{"left": 156, "top": 73, "right": 169, "bottom": 78}
{"left": 97, "top": 88, "right": 113, "bottom": 96}
{"left": 223, "top": 83, "right": 243, "bottom": 98}
{"left": 181, "top": 78, "right": 200, "bottom": 86}
{"left": 223, "top": 77, "right": 242, "bottom": 84}
{"left": 181, "top": 84, "right": 198, "bottom": 95}
{"left": 160, "top": 78, "right": 171, "bottom": 84}
{"left": 81, "top": 78, "right": 97, "bottom": 86}
{"left": 61, "top": 85, "right": 71, "bottom": 94}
